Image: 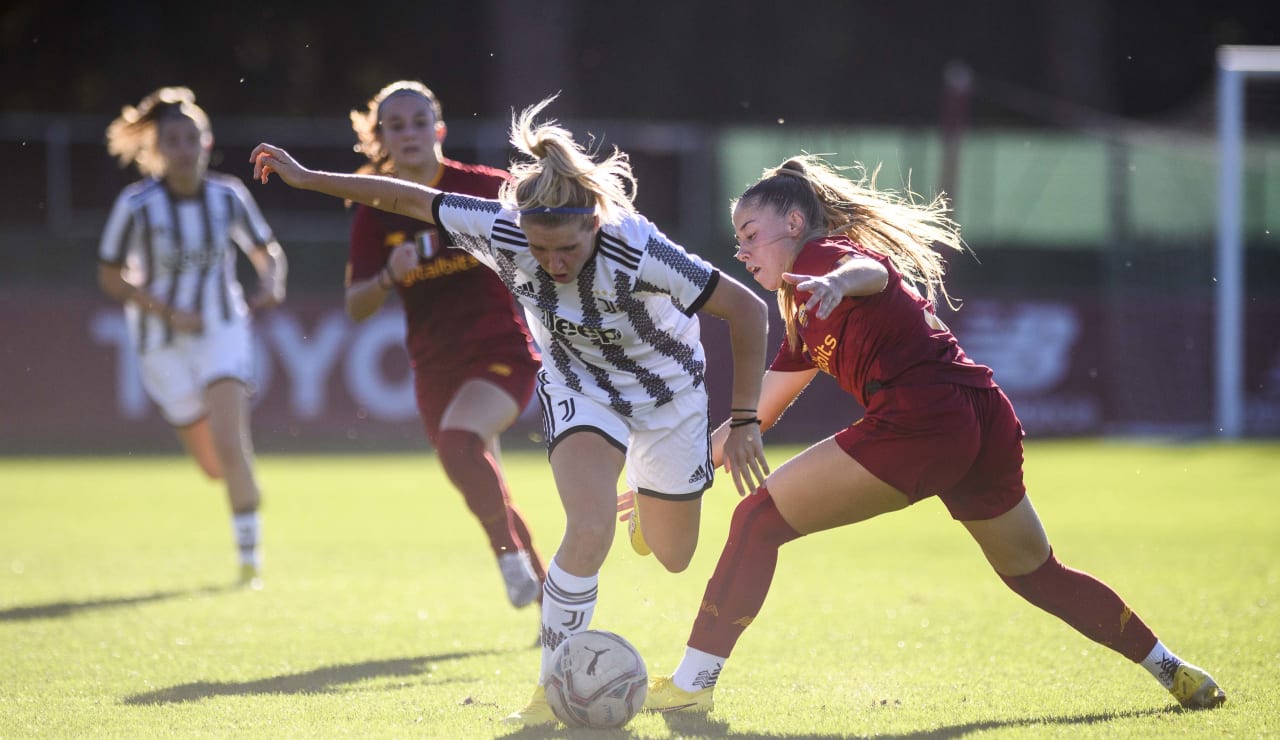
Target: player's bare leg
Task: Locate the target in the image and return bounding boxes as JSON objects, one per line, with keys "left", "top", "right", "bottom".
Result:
{"left": 504, "top": 432, "right": 624, "bottom": 727}
{"left": 964, "top": 495, "right": 1225, "bottom": 709}
{"left": 549, "top": 431, "right": 625, "bottom": 577}
{"left": 628, "top": 492, "right": 701, "bottom": 573}
{"left": 765, "top": 438, "right": 908, "bottom": 535}
{"left": 439, "top": 378, "right": 520, "bottom": 455}
{"left": 176, "top": 417, "right": 222, "bottom": 480}
{"left": 206, "top": 378, "right": 262, "bottom": 588}
{"left": 961, "top": 494, "right": 1050, "bottom": 575}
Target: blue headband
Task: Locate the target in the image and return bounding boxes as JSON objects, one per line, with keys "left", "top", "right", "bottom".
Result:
{"left": 518, "top": 206, "right": 595, "bottom": 215}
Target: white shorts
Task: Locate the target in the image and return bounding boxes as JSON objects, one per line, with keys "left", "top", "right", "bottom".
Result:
{"left": 537, "top": 376, "right": 713, "bottom": 500}
{"left": 138, "top": 321, "right": 254, "bottom": 427}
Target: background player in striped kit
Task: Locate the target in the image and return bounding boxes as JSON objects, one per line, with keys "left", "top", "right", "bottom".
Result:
{"left": 641, "top": 154, "right": 1226, "bottom": 714}
{"left": 250, "top": 93, "right": 771, "bottom": 727}
{"left": 98, "top": 87, "right": 287, "bottom": 589}
{"left": 345, "top": 81, "right": 546, "bottom": 609}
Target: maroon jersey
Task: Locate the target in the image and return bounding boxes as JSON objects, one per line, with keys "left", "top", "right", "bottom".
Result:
{"left": 347, "top": 159, "right": 538, "bottom": 368}
{"left": 769, "top": 236, "right": 994, "bottom": 407}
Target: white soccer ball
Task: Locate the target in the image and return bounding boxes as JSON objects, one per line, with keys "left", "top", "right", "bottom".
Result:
{"left": 544, "top": 629, "right": 648, "bottom": 728}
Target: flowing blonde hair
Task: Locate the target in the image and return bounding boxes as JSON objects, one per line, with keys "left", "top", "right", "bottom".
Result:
{"left": 502, "top": 94, "right": 637, "bottom": 229}
{"left": 349, "top": 80, "right": 443, "bottom": 176}
{"left": 735, "top": 154, "right": 967, "bottom": 350}
{"left": 105, "top": 86, "right": 211, "bottom": 177}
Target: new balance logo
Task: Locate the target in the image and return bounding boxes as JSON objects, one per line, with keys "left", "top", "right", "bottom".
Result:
{"left": 541, "top": 626, "right": 565, "bottom": 654}
{"left": 1157, "top": 652, "right": 1181, "bottom": 685}
{"left": 691, "top": 666, "right": 721, "bottom": 690}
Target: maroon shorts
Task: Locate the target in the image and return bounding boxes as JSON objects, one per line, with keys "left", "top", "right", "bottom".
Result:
{"left": 414, "top": 349, "right": 540, "bottom": 444}
{"left": 833, "top": 384, "right": 1026, "bottom": 521}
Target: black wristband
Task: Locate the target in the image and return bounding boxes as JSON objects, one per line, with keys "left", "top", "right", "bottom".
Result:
{"left": 730, "top": 407, "right": 757, "bottom": 413}
{"left": 729, "top": 417, "right": 761, "bottom": 428}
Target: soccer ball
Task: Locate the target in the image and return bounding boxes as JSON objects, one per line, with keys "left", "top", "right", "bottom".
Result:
{"left": 544, "top": 629, "right": 648, "bottom": 728}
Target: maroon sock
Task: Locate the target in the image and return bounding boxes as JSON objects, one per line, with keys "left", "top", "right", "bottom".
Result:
{"left": 688, "top": 487, "right": 801, "bottom": 658}
{"left": 435, "top": 429, "right": 520, "bottom": 555}
{"left": 1001, "top": 550, "right": 1158, "bottom": 662}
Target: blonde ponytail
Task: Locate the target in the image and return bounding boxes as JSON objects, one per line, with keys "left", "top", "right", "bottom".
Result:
{"left": 737, "top": 155, "right": 968, "bottom": 351}
{"left": 502, "top": 95, "right": 637, "bottom": 228}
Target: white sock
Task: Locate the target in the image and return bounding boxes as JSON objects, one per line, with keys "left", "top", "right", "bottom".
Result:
{"left": 538, "top": 560, "right": 597, "bottom": 683}
{"left": 672, "top": 646, "right": 725, "bottom": 691}
{"left": 1140, "top": 640, "right": 1183, "bottom": 690}
{"left": 232, "top": 510, "right": 261, "bottom": 567}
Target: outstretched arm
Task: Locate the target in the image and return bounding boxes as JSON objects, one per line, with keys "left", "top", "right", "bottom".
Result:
{"left": 250, "top": 143, "right": 439, "bottom": 223}
{"left": 708, "top": 366, "right": 816, "bottom": 480}
{"left": 781, "top": 253, "right": 888, "bottom": 320}
{"left": 696, "top": 273, "right": 770, "bottom": 496}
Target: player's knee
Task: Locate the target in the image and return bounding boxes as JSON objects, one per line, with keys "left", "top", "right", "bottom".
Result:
{"left": 196, "top": 458, "right": 223, "bottom": 481}
{"left": 998, "top": 549, "right": 1059, "bottom": 602}
{"left": 650, "top": 529, "right": 698, "bottom": 573}
{"left": 436, "top": 429, "right": 484, "bottom": 478}
{"left": 653, "top": 545, "right": 695, "bottom": 574}
{"left": 729, "top": 488, "right": 800, "bottom": 549}
{"left": 212, "top": 439, "right": 251, "bottom": 477}
{"left": 562, "top": 518, "right": 615, "bottom": 564}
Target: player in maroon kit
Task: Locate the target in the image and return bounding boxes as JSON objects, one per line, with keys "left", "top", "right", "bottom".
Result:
{"left": 345, "top": 81, "right": 546, "bottom": 608}
{"left": 641, "top": 155, "right": 1226, "bottom": 713}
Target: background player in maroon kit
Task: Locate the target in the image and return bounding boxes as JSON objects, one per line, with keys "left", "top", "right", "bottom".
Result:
{"left": 345, "top": 81, "right": 546, "bottom": 608}
{"left": 642, "top": 155, "right": 1226, "bottom": 713}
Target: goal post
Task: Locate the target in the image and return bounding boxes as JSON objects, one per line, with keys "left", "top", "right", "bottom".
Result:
{"left": 1216, "top": 45, "right": 1280, "bottom": 438}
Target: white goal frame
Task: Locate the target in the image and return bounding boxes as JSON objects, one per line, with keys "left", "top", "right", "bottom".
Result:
{"left": 1216, "top": 45, "right": 1280, "bottom": 438}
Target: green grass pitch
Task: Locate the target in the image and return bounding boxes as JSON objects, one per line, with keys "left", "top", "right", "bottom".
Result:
{"left": 2, "top": 440, "right": 1277, "bottom": 737}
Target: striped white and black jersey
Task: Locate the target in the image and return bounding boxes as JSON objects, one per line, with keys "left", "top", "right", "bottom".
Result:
{"left": 432, "top": 193, "right": 720, "bottom": 419}
{"left": 98, "top": 173, "right": 275, "bottom": 353}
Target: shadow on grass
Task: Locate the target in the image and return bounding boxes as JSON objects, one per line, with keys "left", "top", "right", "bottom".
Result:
{"left": 0, "top": 583, "right": 236, "bottom": 622}
{"left": 122, "top": 648, "right": 515, "bottom": 705}
{"left": 632, "top": 705, "right": 1184, "bottom": 738}
{"left": 500, "top": 725, "right": 637, "bottom": 739}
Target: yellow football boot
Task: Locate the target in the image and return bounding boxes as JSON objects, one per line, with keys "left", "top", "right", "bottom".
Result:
{"left": 643, "top": 675, "right": 714, "bottom": 714}
{"left": 502, "top": 684, "right": 557, "bottom": 726}
{"left": 628, "top": 502, "right": 652, "bottom": 557}
{"left": 237, "top": 563, "right": 263, "bottom": 591}
{"left": 1169, "top": 664, "right": 1226, "bottom": 709}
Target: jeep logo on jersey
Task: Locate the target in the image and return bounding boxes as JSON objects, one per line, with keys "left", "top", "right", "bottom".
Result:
{"left": 159, "top": 246, "right": 221, "bottom": 271}
{"left": 539, "top": 309, "right": 623, "bottom": 344}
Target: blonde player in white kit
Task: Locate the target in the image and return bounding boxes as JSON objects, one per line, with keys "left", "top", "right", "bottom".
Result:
{"left": 250, "top": 93, "right": 770, "bottom": 726}
{"left": 98, "top": 87, "right": 287, "bottom": 589}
